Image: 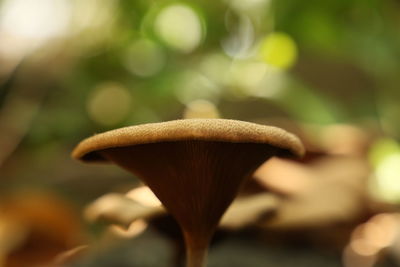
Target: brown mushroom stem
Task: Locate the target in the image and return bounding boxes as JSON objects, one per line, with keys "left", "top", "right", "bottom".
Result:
{"left": 99, "top": 141, "right": 280, "bottom": 267}
{"left": 184, "top": 231, "right": 209, "bottom": 267}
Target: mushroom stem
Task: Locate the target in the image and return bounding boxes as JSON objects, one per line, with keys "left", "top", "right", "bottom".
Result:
{"left": 99, "top": 141, "right": 281, "bottom": 267}
{"left": 186, "top": 246, "right": 207, "bottom": 267}
{"left": 183, "top": 231, "right": 209, "bottom": 267}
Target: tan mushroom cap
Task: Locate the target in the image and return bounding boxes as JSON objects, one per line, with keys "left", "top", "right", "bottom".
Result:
{"left": 72, "top": 119, "right": 305, "bottom": 162}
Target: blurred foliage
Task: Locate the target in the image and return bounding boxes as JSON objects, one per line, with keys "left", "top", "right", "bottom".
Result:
{"left": 8, "top": 0, "right": 396, "bottom": 142}
{"left": 0, "top": 0, "right": 398, "bottom": 147}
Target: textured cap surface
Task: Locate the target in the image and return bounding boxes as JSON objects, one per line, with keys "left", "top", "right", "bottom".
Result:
{"left": 72, "top": 119, "right": 305, "bottom": 161}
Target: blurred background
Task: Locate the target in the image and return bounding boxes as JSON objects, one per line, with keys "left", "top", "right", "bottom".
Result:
{"left": 1, "top": 0, "right": 400, "bottom": 266}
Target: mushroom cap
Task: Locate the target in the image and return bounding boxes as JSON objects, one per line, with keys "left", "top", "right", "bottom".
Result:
{"left": 72, "top": 119, "right": 304, "bottom": 162}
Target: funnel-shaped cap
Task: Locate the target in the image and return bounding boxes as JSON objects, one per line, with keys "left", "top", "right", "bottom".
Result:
{"left": 72, "top": 119, "right": 304, "bottom": 247}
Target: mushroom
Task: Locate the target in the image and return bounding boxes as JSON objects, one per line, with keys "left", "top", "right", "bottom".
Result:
{"left": 72, "top": 119, "right": 304, "bottom": 267}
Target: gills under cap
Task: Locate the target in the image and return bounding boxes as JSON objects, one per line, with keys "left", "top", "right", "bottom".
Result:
{"left": 72, "top": 119, "right": 305, "bottom": 162}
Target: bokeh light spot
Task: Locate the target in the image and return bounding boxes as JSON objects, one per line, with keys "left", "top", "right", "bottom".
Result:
{"left": 228, "top": 60, "right": 267, "bottom": 95}
{"left": 123, "top": 39, "right": 165, "bottom": 77}
{"left": 175, "top": 71, "right": 220, "bottom": 104}
{"left": 226, "top": 60, "right": 287, "bottom": 98}
{"left": 259, "top": 32, "right": 298, "bottom": 69}
{"left": 154, "top": 4, "right": 204, "bottom": 53}
{"left": 199, "top": 53, "right": 231, "bottom": 86}
{"left": 0, "top": 0, "right": 71, "bottom": 42}
{"left": 183, "top": 99, "right": 220, "bottom": 119}
{"left": 373, "top": 153, "right": 400, "bottom": 203}
{"left": 87, "top": 82, "right": 132, "bottom": 126}
{"left": 369, "top": 138, "right": 400, "bottom": 168}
